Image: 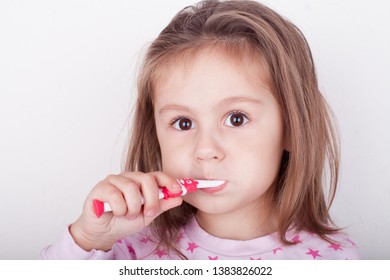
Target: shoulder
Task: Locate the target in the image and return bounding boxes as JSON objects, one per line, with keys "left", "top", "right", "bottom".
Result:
{"left": 284, "top": 230, "right": 361, "bottom": 260}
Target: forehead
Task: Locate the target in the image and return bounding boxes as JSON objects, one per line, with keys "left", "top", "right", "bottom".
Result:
{"left": 152, "top": 46, "right": 273, "bottom": 102}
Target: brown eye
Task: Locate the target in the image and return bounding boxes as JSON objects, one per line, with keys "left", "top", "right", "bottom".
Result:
{"left": 172, "top": 117, "right": 195, "bottom": 131}
{"left": 225, "top": 112, "right": 248, "bottom": 127}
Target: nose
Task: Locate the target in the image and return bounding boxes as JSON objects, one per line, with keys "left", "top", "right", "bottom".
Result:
{"left": 194, "top": 128, "right": 225, "bottom": 162}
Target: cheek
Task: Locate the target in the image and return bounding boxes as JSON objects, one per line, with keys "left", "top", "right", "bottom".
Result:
{"left": 155, "top": 114, "right": 197, "bottom": 176}
{"left": 157, "top": 132, "right": 193, "bottom": 174}
{"left": 230, "top": 122, "right": 284, "bottom": 177}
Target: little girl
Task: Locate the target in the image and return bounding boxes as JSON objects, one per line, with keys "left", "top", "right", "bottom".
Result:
{"left": 42, "top": 0, "right": 360, "bottom": 259}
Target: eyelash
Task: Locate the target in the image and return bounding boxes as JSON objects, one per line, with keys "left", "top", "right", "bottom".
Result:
{"left": 168, "top": 110, "right": 250, "bottom": 130}
{"left": 169, "top": 115, "right": 189, "bottom": 127}
{"left": 228, "top": 110, "right": 249, "bottom": 120}
{"left": 225, "top": 110, "right": 249, "bottom": 127}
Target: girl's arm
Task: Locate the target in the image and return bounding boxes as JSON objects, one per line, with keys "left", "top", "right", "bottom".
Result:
{"left": 42, "top": 172, "right": 183, "bottom": 258}
{"left": 40, "top": 226, "right": 115, "bottom": 259}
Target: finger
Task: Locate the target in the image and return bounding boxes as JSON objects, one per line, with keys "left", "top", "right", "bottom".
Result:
{"left": 158, "top": 196, "right": 183, "bottom": 213}
{"left": 144, "top": 197, "right": 183, "bottom": 225}
{"left": 89, "top": 179, "right": 127, "bottom": 217}
{"left": 136, "top": 174, "right": 160, "bottom": 217}
{"left": 105, "top": 174, "right": 143, "bottom": 219}
{"left": 120, "top": 172, "right": 161, "bottom": 218}
{"left": 119, "top": 172, "right": 182, "bottom": 217}
{"left": 147, "top": 172, "right": 183, "bottom": 215}
{"left": 149, "top": 171, "right": 183, "bottom": 195}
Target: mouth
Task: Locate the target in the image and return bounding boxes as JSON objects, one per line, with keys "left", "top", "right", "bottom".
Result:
{"left": 199, "top": 181, "right": 227, "bottom": 193}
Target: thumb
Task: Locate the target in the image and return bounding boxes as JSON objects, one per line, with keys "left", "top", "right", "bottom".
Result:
{"left": 144, "top": 197, "right": 183, "bottom": 224}
{"left": 158, "top": 197, "right": 183, "bottom": 213}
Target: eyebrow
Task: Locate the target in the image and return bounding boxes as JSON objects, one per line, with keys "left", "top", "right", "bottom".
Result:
{"left": 218, "top": 96, "right": 263, "bottom": 107}
{"left": 158, "top": 104, "right": 192, "bottom": 114}
{"left": 158, "top": 96, "right": 263, "bottom": 114}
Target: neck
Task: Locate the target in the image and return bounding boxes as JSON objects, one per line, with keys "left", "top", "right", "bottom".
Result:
{"left": 195, "top": 201, "right": 277, "bottom": 240}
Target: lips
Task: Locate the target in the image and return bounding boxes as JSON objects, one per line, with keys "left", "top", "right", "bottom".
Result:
{"left": 199, "top": 181, "right": 227, "bottom": 193}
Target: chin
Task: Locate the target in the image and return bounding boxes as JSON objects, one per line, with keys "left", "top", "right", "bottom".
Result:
{"left": 184, "top": 196, "right": 234, "bottom": 215}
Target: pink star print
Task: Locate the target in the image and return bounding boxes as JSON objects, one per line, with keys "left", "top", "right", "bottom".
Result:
{"left": 273, "top": 247, "right": 283, "bottom": 254}
{"left": 291, "top": 235, "right": 301, "bottom": 244}
{"left": 127, "top": 245, "right": 136, "bottom": 255}
{"left": 306, "top": 248, "right": 322, "bottom": 259}
{"left": 328, "top": 243, "right": 343, "bottom": 251}
{"left": 154, "top": 248, "right": 167, "bottom": 258}
{"left": 139, "top": 236, "right": 151, "bottom": 244}
{"left": 186, "top": 242, "right": 199, "bottom": 253}
{"left": 208, "top": 256, "right": 218, "bottom": 260}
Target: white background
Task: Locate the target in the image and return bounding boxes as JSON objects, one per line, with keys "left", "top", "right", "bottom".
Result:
{"left": 0, "top": 0, "right": 389, "bottom": 259}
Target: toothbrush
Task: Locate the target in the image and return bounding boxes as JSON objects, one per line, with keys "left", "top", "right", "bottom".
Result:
{"left": 93, "top": 178, "right": 225, "bottom": 218}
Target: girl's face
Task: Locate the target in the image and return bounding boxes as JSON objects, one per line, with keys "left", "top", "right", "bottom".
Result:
{"left": 154, "top": 49, "right": 285, "bottom": 217}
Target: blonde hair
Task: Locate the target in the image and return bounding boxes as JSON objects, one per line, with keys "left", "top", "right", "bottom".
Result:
{"left": 125, "top": 0, "right": 340, "bottom": 258}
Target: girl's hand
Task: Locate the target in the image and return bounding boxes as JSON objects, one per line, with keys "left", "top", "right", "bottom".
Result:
{"left": 69, "top": 171, "right": 183, "bottom": 251}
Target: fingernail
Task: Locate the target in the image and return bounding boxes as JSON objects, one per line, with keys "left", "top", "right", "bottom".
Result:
{"left": 172, "top": 183, "right": 181, "bottom": 191}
